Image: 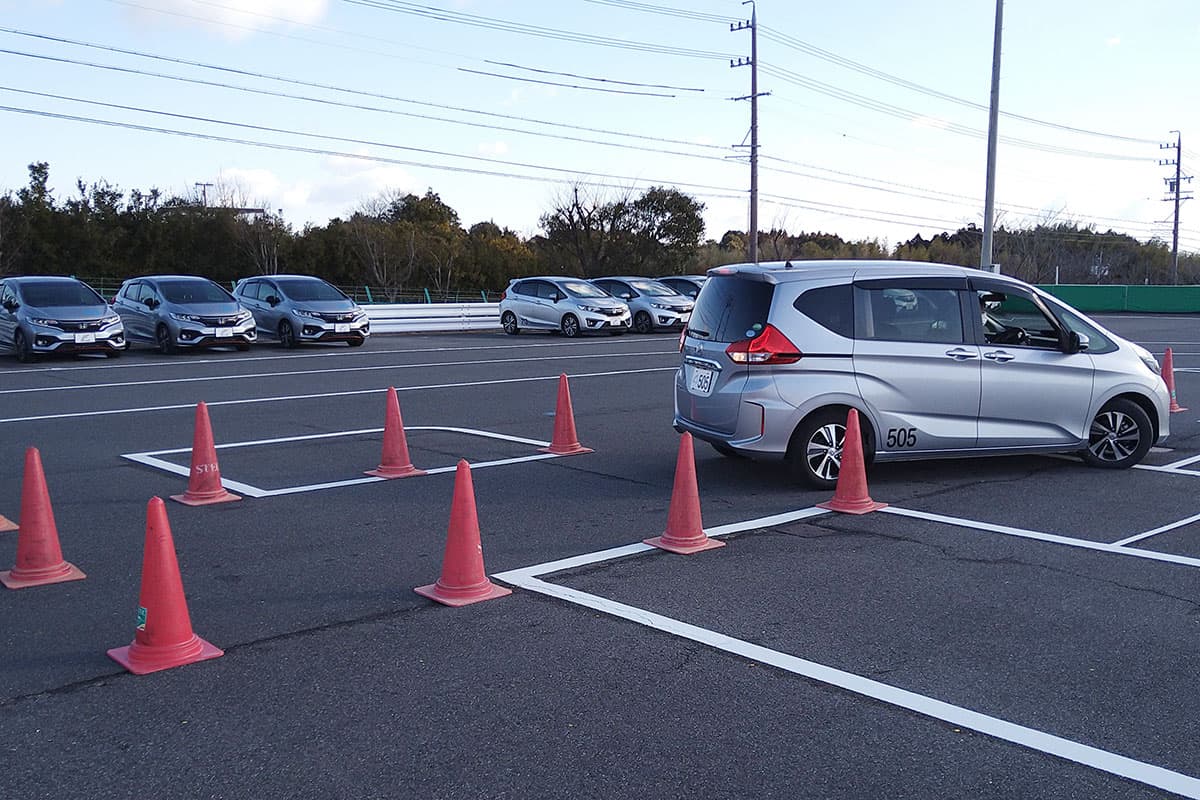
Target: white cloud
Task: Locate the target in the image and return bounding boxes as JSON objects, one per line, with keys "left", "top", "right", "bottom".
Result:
{"left": 1106, "top": 36, "right": 1121, "bottom": 47}
{"left": 124, "top": 0, "right": 329, "bottom": 41}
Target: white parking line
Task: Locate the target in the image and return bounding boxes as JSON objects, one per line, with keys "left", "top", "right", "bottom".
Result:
{"left": 0, "top": 367, "right": 679, "bottom": 424}
{"left": 493, "top": 508, "right": 1200, "bottom": 799}
{"left": 1159, "top": 453, "right": 1200, "bottom": 470}
{"left": 1112, "top": 512, "right": 1200, "bottom": 547}
{"left": 122, "top": 425, "right": 563, "bottom": 498}
{"left": 0, "top": 336, "right": 679, "bottom": 376}
{"left": 0, "top": 350, "right": 676, "bottom": 395}
{"left": 880, "top": 506, "right": 1200, "bottom": 568}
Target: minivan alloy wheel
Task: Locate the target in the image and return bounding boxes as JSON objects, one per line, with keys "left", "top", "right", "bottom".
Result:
{"left": 1083, "top": 398, "right": 1152, "bottom": 468}
{"left": 278, "top": 320, "right": 296, "bottom": 349}
{"left": 806, "top": 423, "right": 844, "bottom": 482}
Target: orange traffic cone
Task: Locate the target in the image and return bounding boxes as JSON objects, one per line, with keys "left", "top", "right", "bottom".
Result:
{"left": 644, "top": 433, "right": 725, "bottom": 554}
{"left": 170, "top": 402, "right": 241, "bottom": 506}
{"left": 1164, "top": 348, "right": 1188, "bottom": 413}
{"left": 108, "top": 497, "right": 224, "bottom": 675}
{"left": 365, "top": 387, "right": 426, "bottom": 478}
{"left": 539, "top": 374, "right": 593, "bottom": 456}
{"left": 0, "top": 514, "right": 16, "bottom": 532}
{"left": 817, "top": 409, "right": 887, "bottom": 515}
{"left": 1, "top": 448, "right": 85, "bottom": 589}
{"left": 415, "top": 460, "right": 511, "bottom": 607}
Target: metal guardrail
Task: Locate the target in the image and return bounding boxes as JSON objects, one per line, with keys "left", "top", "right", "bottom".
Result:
{"left": 364, "top": 302, "right": 500, "bottom": 333}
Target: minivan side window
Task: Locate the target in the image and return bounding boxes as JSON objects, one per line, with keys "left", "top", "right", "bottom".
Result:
{"left": 794, "top": 284, "right": 852, "bottom": 338}
{"left": 856, "top": 287, "right": 964, "bottom": 344}
{"left": 976, "top": 289, "right": 1061, "bottom": 349}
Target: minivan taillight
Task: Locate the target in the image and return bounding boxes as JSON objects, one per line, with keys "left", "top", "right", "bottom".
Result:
{"left": 725, "top": 324, "right": 802, "bottom": 364}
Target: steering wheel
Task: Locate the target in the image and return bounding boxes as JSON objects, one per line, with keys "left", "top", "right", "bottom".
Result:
{"left": 993, "top": 326, "right": 1028, "bottom": 345}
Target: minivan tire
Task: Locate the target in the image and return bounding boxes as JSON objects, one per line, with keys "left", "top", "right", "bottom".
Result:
{"left": 787, "top": 408, "right": 876, "bottom": 489}
{"left": 1081, "top": 398, "right": 1153, "bottom": 469}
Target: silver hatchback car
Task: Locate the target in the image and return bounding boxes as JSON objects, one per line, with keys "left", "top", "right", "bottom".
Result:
{"left": 234, "top": 275, "right": 369, "bottom": 348}
{"left": 499, "top": 276, "right": 630, "bottom": 337}
{"left": 590, "top": 276, "right": 694, "bottom": 334}
{"left": 113, "top": 275, "right": 256, "bottom": 353}
{"left": 0, "top": 276, "right": 125, "bottom": 361}
{"left": 675, "top": 260, "right": 1170, "bottom": 488}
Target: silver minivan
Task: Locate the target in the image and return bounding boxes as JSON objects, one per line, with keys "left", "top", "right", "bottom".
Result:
{"left": 674, "top": 260, "right": 1170, "bottom": 488}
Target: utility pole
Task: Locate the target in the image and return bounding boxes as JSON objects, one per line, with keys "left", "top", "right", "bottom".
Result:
{"left": 980, "top": 0, "right": 1004, "bottom": 274}
{"left": 194, "top": 182, "right": 213, "bottom": 208}
{"left": 1159, "top": 131, "right": 1193, "bottom": 284}
{"left": 731, "top": 1, "right": 766, "bottom": 263}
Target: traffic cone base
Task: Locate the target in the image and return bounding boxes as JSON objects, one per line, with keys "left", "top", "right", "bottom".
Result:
{"left": 170, "top": 487, "right": 241, "bottom": 506}
{"left": 107, "top": 636, "right": 223, "bottom": 676}
{"left": 368, "top": 387, "right": 426, "bottom": 477}
{"left": 541, "top": 374, "right": 592, "bottom": 455}
{"left": 415, "top": 580, "right": 511, "bottom": 607}
{"left": 0, "top": 514, "right": 17, "bottom": 532}
{"left": 643, "top": 534, "right": 725, "bottom": 555}
{"left": 1, "top": 561, "right": 85, "bottom": 590}
{"left": 818, "top": 409, "right": 887, "bottom": 515}
{"left": 415, "top": 460, "right": 510, "bottom": 607}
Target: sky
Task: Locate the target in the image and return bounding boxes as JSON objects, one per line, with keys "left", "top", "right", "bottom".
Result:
{"left": 1, "top": 0, "right": 1198, "bottom": 256}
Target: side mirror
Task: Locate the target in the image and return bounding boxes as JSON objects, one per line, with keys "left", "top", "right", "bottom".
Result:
{"left": 2, "top": 299, "right": 17, "bottom": 312}
{"left": 266, "top": 295, "right": 281, "bottom": 307}
{"left": 1060, "top": 330, "right": 1088, "bottom": 354}
{"left": 144, "top": 297, "right": 159, "bottom": 309}
{"left": 621, "top": 292, "right": 634, "bottom": 301}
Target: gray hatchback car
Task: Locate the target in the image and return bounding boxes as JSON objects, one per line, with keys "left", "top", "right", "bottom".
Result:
{"left": 113, "top": 275, "right": 256, "bottom": 353}
{"left": 234, "top": 275, "right": 369, "bottom": 348}
{"left": 499, "top": 276, "right": 630, "bottom": 337}
{"left": 0, "top": 276, "right": 125, "bottom": 361}
{"left": 675, "top": 260, "right": 1170, "bottom": 488}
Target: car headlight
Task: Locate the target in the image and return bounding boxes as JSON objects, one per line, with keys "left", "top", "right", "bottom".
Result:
{"left": 294, "top": 308, "right": 323, "bottom": 320}
{"left": 651, "top": 302, "right": 672, "bottom": 310}
{"left": 170, "top": 313, "right": 203, "bottom": 323}
{"left": 579, "top": 305, "right": 606, "bottom": 313}
{"left": 352, "top": 308, "right": 367, "bottom": 320}
{"left": 30, "top": 317, "right": 61, "bottom": 327}
{"left": 101, "top": 315, "right": 121, "bottom": 327}
{"left": 236, "top": 310, "right": 253, "bottom": 323}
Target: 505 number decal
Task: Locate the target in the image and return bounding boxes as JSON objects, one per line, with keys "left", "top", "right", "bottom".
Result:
{"left": 886, "top": 428, "right": 918, "bottom": 448}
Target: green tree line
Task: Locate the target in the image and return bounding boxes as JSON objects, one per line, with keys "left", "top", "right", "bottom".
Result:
{"left": 1, "top": 162, "right": 1195, "bottom": 300}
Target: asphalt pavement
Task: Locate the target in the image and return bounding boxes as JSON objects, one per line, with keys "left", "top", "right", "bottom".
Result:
{"left": 2, "top": 317, "right": 1200, "bottom": 799}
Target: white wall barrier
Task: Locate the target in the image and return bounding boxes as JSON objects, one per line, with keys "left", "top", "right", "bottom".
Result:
{"left": 364, "top": 302, "right": 500, "bottom": 333}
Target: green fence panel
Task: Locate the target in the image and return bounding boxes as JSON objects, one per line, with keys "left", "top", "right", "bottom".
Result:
{"left": 1035, "top": 285, "right": 1128, "bottom": 312}
{"left": 1125, "top": 286, "right": 1200, "bottom": 313}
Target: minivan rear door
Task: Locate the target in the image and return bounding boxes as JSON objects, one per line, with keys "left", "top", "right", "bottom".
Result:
{"left": 852, "top": 278, "right": 980, "bottom": 453}
{"left": 678, "top": 273, "right": 775, "bottom": 435}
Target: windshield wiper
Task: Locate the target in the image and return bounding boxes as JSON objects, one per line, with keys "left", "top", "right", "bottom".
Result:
{"left": 689, "top": 328, "right": 711, "bottom": 339}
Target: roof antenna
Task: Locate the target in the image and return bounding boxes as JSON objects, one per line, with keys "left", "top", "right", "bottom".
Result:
{"left": 784, "top": 260, "right": 794, "bottom": 269}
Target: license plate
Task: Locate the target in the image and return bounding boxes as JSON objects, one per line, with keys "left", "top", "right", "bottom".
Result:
{"left": 74, "top": 332, "right": 95, "bottom": 344}
{"left": 687, "top": 365, "right": 715, "bottom": 397}
{"left": 335, "top": 323, "right": 350, "bottom": 333}
{"left": 217, "top": 328, "right": 233, "bottom": 338}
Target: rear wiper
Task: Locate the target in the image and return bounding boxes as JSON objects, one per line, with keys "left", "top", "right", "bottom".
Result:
{"left": 689, "top": 328, "right": 711, "bottom": 339}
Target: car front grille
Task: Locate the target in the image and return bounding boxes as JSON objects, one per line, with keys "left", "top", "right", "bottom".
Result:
{"left": 603, "top": 308, "right": 625, "bottom": 316}
{"left": 318, "top": 312, "right": 357, "bottom": 322}
{"left": 199, "top": 315, "right": 241, "bottom": 326}
{"left": 58, "top": 320, "right": 105, "bottom": 332}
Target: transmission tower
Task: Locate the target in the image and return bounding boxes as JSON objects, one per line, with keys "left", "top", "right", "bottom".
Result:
{"left": 730, "top": 1, "right": 768, "bottom": 263}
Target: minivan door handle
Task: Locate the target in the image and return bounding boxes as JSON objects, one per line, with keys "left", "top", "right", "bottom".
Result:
{"left": 983, "top": 350, "right": 1015, "bottom": 363}
{"left": 944, "top": 348, "right": 979, "bottom": 361}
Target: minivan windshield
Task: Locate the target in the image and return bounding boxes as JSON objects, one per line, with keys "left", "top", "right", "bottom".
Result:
{"left": 276, "top": 278, "right": 347, "bottom": 302}
{"left": 563, "top": 281, "right": 609, "bottom": 298}
{"left": 686, "top": 275, "right": 774, "bottom": 342}
{"left": 159, "top": 280, "right": 232, "bottom": 304}
{"left": 20, "top": 281, "right": 105, "bottom": 308}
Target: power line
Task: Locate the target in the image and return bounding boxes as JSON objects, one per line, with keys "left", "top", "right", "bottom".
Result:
{"left": 481, "top": 60, "right": 705, "bottom": 92}
{"left": 456, "top": 68, "right": 678, "bottom": 97}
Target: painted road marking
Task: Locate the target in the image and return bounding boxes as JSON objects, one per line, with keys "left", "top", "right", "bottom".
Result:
{"left": 0, "top": 367, "right": 679, "bottom": 424}
{"left": 122, "top": 425, "right": 563, "bottom": 498}
{"left": 493, "top": 507, "right": 1200, "bottom": 799}
{"left": 0, "top": 350, "right": 677, "bottom": 396}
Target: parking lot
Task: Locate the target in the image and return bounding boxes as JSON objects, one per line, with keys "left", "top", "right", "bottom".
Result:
{"left": 3, "top": 315, "right": 1200, "bottom": 799}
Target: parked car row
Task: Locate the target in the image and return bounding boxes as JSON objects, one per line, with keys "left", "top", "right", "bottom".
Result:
{"left": 497, "top": 274, "right": 706, "bottom": 337}
{"left": 0, "top": 273, "right": 369, "bottom": 361}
